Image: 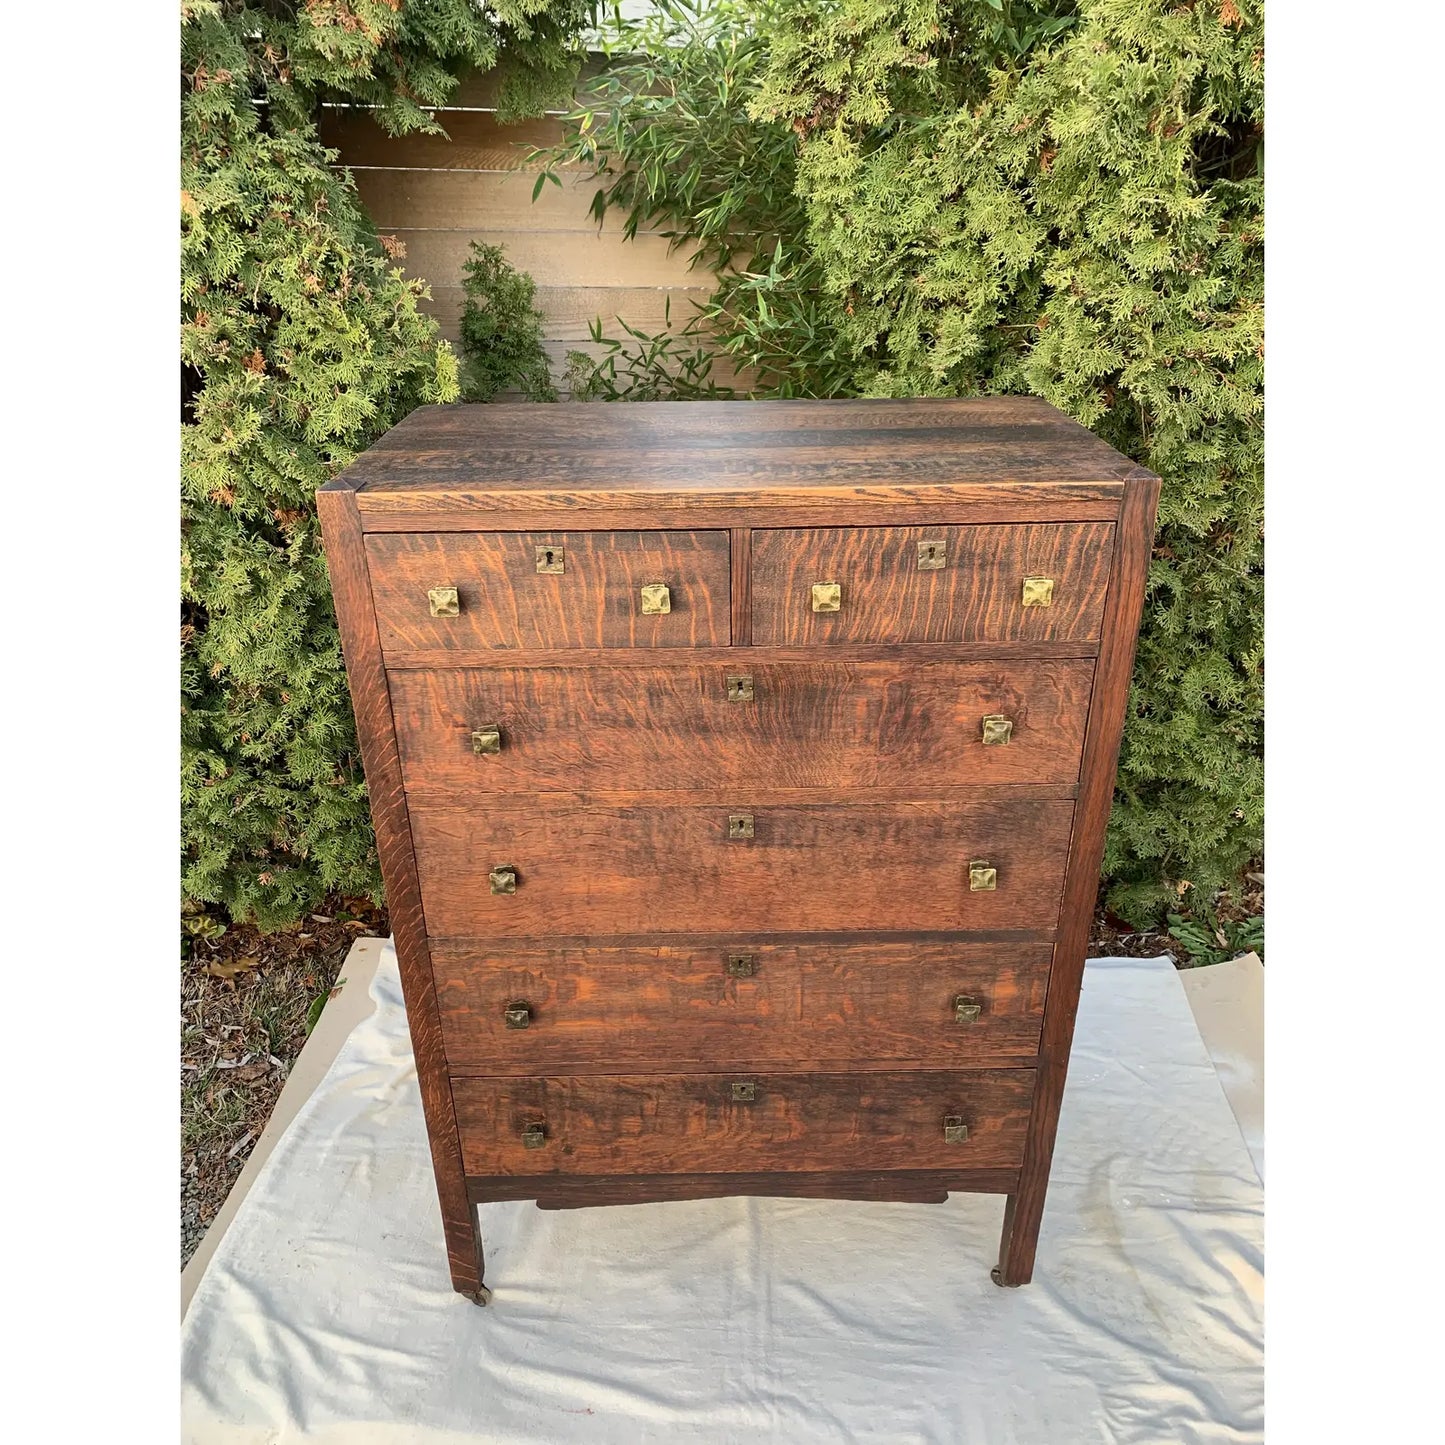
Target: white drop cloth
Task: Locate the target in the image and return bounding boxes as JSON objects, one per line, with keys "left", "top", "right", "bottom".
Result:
{"left": 181, "top": 946, "right": 1263, "bottom": 1444}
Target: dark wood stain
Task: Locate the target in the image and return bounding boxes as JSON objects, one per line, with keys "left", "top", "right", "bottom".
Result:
{"left": 388, "top": 659, "right": 1093, "bottom": 797}
{"left": 409, "top": 797, "right": 1076, "bottom": 939}
{"left": 318, "top": 399, "right": 1159, "bottom": 1300}
{"left": 752, "top": 524, "right": 1115, "bottom": 645}
{"left": 452, "top": 1070, "right": 1036, "bottom": 1176}
{"left": 432, "top": 939, "right": 1052, "bottom": 1072}
{"left": 365, "top": 530, "right": 731, "bottom": 653}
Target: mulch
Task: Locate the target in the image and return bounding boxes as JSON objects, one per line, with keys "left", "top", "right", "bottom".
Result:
{"left": 180, "top": 898, "right": 387, "bottom": 1269}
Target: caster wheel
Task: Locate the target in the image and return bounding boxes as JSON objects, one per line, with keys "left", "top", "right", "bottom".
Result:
{"left": 468, "top": 1285, "right": 494, "bottom": 1307}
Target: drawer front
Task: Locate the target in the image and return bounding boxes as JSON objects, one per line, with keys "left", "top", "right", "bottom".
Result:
{"left": 433, "top": 940, "right": 1052, "bottom": 1071}
{"left": 411, "top": 797, "right": 1073, "bottom": 938}
{"left": 391, "top": 659, "right": 1092, "bottom": 797}
{"left": 365, "top": 530, "right": 731, "bottom": 653}
{"left": 751, "top": 523, "right": 1115, "bottom": 645}
{"left": 453, "top": 1069, "right": 1036, "bottom": 1176}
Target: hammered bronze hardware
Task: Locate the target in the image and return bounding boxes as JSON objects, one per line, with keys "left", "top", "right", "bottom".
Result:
{"left": 811, "top": 581, "right": 842, "bottom": 613}
{"left": 521, "top": 1123, "right": 547, "bottom": 1149}
{"left": 427, "top": 586, "right": 459, "bottom": 618}
{"left": 728, "top": 814, "right": 755, "bottom": 839}
{"left": 726, "top": 953, "right": 759, "bottom": 978}
{"left": 968, "top": 861, "right": 997, "bottom": 892}
{"left": 981, "top": 715, "right": 1014, "bottom": 747}
{"left": 954, "top": 996, "right": 983, "bottom": 1024}
{"left": 640, "top": 582, "right": 671, "bottom": 615}
{"left": 732, "top": 1081, "right": 757, "bottom": 1102}
{"left": 726, "top": 674, "right": 755, "bottom": 703}
{"left": 471, "top": 725, "right": 503, "bottom": 755}
{"left": 918, "top": 540, "right": 947, "bottom": 570}
{"left": 1021, "top": 575, "right": 1055, "bottom": 608}
{"left": 489, "top": 865, "right": 518, "bottom": 895}
{"left": 503, "top": 1002, "right": 532, "bottom": 1030}
{"left": 535, "top": 545, "right": 564, "bottom": 574}
{"left": 943, "top": 1115, "right": 970, "bottom": 1144}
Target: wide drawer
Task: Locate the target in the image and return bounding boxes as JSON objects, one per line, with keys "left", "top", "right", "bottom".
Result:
{"left": 433, "top": 940, "right": 1052, "bottom": 1071}
{"left": 453, "top": 1069, "right": 1036, "bottom": 1176}
{"left": 390, "top": 658, "right": 1092, "bottom": 797}
{"left": 411, "top": 797, "right": 1073, "bottom": 938}
{"left": 365, "top": 530, "right": 731, "bottom": 653}
{"left": 751, "top": 523, "right": 1114, "bottom": 645}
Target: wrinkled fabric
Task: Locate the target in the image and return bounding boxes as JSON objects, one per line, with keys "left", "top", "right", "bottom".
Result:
{"left": 181, "top": 948, "right": 1263, "bottom": 1444}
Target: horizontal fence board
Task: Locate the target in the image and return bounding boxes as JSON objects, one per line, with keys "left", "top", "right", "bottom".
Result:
{"left": 392, "top": 227, "right": 706, "bottom": 290}
{"left": 320, "top": 110, "right": 566, "bottom": 171}
{"left": 355, "top": 167, "right": 662, "bottom": 234}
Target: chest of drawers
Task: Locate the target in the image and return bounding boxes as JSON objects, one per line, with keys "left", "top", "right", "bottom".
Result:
{"left": 318, "top": 397, "right": 1159, "bottom": 1305}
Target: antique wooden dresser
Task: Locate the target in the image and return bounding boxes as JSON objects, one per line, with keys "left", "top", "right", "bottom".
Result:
{"left": 319, "top": 397, "right": 1159, "bottom": 1305}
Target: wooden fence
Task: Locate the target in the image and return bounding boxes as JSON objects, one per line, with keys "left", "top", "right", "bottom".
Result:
{"left": 319, "top": 76, "right": 735, "bottom": 396}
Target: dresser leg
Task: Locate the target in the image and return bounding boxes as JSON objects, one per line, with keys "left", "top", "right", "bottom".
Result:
{"left": 461, "top": 1201, "right": 493, "bottom": 1306}
{"left": 992, "top": 1192, "right": 1038, "bottom": 1287}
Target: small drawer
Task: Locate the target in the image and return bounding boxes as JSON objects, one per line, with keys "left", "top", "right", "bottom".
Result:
{"left": 364, "top": 530, "right": 731, "bottom": 654}
{"left": 410, "top": 797, "right": 1074, "bottom": 939}
{"left": 389, "top": 658, "right": 1093, "bottom": 798}
{"left": 452, "top": 1070, "right": 1036, "bottom": 1176}
{"left": 751, "top": 523, "right": 1115, "bottom": 645}
{"left": 432, "top": 940, "right": 1052, "bottom": 1072}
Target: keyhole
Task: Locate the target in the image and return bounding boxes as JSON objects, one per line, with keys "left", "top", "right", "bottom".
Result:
{"left": 544, "top": 550, "right": 554, "bottom": 566}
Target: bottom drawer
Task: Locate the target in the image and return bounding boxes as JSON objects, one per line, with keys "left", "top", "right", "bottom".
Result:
{"left": 453, "top": 1070, "right": 1036, "bottom": 1177}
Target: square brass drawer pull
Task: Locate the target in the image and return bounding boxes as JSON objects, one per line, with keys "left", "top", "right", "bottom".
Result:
{"left": 471, "top": 725, "right": 503, "bottom": 755}
{"left": 489, "top": 865, "right": 518, "bottom": 895}
{"left": 503, "top": 1002, "right": 532, "bottom": 1030}
{"left": 981, "top": 715, "right": 1014, "bottom": 746}
{"left": 640, "top": 583, "right": 671, "bottom": 614}
{"left": 943, "top": 1115, "right": 970, "bottom": 1144}
{"left": 954, "top": 996, "right": 983, "bottom": 1024}
{"left": 811, "top": 581, "right": 842, "bottom": 613}
{"left": 428, "top": 586, "right": 459, "bottom": 617}
{"left": 969, "top": 860, "right": 997, "bottom": 892}
{"left": 1021, "top": 575, "right": 1055, "bottom": 608}
{"left": 521, "top": 1122, "right": 547, "bottom": 1149}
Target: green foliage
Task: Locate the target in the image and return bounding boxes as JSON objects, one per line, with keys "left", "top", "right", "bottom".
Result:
{"left": 552, "top": 0, "right": 1264, "bottom": 922}
{"left": 182, "top": 0, "right": 587, "bottom": 927}
{"left": 565, "top": 309, "right": 738, "bottom": 401}
{"left": 1167, "top": 910, "right": 1264, "bottom": 968}
{"left": 458, "top": 242, "right": 558, "bottom": 401}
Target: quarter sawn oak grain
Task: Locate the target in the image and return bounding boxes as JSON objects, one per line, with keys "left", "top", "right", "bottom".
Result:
{"left": 319, "top": 396, "right": 1160, "bottom": 1303}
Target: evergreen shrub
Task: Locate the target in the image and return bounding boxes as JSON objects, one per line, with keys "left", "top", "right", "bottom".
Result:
{"left": 181, "top": 0, "right": 584, "bottom": 927}
{"left": 458, "top": 242, "right": 557, "bottom": 401}
{"left": 555, "top": 0, "right": 1264, "bottom": 921}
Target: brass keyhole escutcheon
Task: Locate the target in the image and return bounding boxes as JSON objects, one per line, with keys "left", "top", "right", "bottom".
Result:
{"left": 489, "top": 865, "right": 518, "bottom": 895}
{"left": 471, "top": 725, "right": 503, "bottom": 755}
{"left": 727, "top": 674, "right": 755, "bottom": 703}
{"left": 1021, "top": 575, "right": 1055, "bottom": 608}
{"left": 732, "top": 1081, "right": 757, "bottom": 1102}
{"left": 521, "top": 1122, "right": 547, "bottom": 1149}
{"left": 535, "top": 545, "right": 564, "bottom": 574}
{"left": 428, "top": 586, "right": 459, "bottom": 618}
{"left": 954, "top": 995, "right": 982, "bottom": 1024}
{"left": 728, "top": 814, "right": 755, "bottom": 840}
{"left": 811, "top": 581, "right": 842, "bottom": 613}
{"left": 725, "top": 952, "right": 758, "bottom": 978}
{"left": 503, "top": 1001, "right": 532, "bottom": 1030}
{"left": 981, "top": 715, "right": 1014, "bottom": 747}
{"left": 968, "top": 861, "right": 997, "bottom": 892}
{"left": 918, "top": 540, "right": 947, "bottom": 570}
{"left": 943, "top": 1115, "right": 970, "bottom": 1144}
